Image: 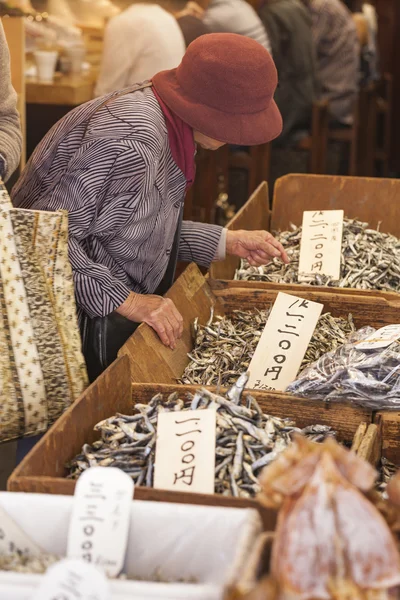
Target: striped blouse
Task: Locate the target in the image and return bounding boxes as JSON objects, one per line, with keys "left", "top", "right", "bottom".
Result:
{"left": 12, "top": 86, "right": 223, "bottom": 319}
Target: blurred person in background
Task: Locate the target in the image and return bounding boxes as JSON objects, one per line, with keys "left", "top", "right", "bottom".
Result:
{"left": 301, "top": 0, "right": 360, "bottom": 126}
{"left": 202, "top": 0, "right": 272, "bottom": 54}
{"left": 259, "top": 0, "right": 317, "bottom": 145}
{"left": 95, "top": 1, "right": 186, "bottom": 97}
{"left": 170, "top": 0, "right": 211, "bottom": 47}
{"left": 0, "top": 21, "right": 22, "bottom": 182}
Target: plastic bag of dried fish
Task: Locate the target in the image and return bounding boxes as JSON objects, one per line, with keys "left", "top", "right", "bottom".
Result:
{"left": 235, "top": 218, "right": 400, "bottom": 291}
{"left": 287, "top": 326, "right": 400, "bottom": 410}
{"left": 181, "top": 308, "right": 355, "bottom": 387}
{"left": 67, "top": 375, "right": 337, "bottom": 498}
{"left": 377, "top": 458, "right": 399, "bottom": 499}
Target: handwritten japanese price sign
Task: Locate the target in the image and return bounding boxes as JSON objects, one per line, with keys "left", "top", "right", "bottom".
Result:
{"left": 0, "top": 505, "right": 43, "bottom": 557}
{"left": 355, "top": 324, "right": 400, "bottom": 350}
{"left": 299, "top": 210, "right": 344, "bottom": 280}
{"left": 247, "top": 292, "right": 323, "bottom": 391}
{"left": 154, "top": 409, "right": 216, "bottom": 494}
{"left": 30, "top": 558, "right": 109, "bottom": 600}
{"left": 67, "top": 467, "right": 133, "bottom": 577}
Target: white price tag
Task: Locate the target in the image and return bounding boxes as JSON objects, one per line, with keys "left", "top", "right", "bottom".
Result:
{"left": 154, "top": 409, "right": 216, "bottom": 494}
{"left": 67, "top": 467, "right": 133, "bottom": 577}
{"left": 299, "top": 210, "right": 344, "bottom": 280}
{"left": 0, "top": 505, "right": 43, "bottom": 556}
{"left": 355, "top": 324, "right": 400, "bottom": 350}
{"left": 30, "top": 558, "right": 109, "bottom": 600}
{"left": 248, "top": 292, "right": 323, "bottom": 391}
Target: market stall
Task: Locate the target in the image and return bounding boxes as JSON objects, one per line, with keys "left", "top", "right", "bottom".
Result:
{"left": 2, "top": 5, "right": 400, "bottom": 598}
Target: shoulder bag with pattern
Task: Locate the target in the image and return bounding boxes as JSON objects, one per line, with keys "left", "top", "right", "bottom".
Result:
{"left": 0, "top": 179, "right": 88, "bottom": 443}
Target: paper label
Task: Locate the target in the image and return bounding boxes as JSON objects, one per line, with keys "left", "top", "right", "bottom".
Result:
{"left": 67, "top": 467, "right": 133, "bottom": 577}
{"left": 30, "top": 558, "right": 109, "bottom": 600}
{"left": 154, "top": 409, "right": 216, "bottom": 494}
{"left": 0, "top": 505, "right": 43, "bottom": 556}
{"left": 299, "top": 210, "right": 344, "bottom": 280}
{"left": 355, "top": 324, "right": 400, "bottom": 350}
{"left": 248, "top": 292, "right": 323, "bottom": 391}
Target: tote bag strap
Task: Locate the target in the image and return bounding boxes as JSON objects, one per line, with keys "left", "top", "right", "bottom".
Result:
{"left": 0, "top": 178, "right": 14, "bottom": 210}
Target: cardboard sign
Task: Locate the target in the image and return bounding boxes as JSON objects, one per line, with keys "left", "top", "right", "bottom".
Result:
{"left": 30, "top": 559, "right": 109, "bottom": 600}
{"left": 299, "top": 210, "right": 344, "bottom": 280}
{"left": 154, "top": 409, "right": 216, "bottom": 494}
{"left": 356, "top": 324, "right": 400, "bottom": 351}
{"left": 247, "top": 292, "right": 323, "bottom": 391}
{"left": 0, "top": 505, "right": 43, "bottom": 556}
{"left": 67, "top": 467, "right": 133, "bottom": 577}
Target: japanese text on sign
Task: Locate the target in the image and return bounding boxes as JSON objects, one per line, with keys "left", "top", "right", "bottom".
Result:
{"left": 248, "top": 292, "right": 323, "bottom": 391}
{"left": 154, "top": 409, "right": 216, "bottom": 494}
{"left": 299, "top": 210, "right": 344, "bottom": 280}
{"left": 356, "top": 324, "right": 400, "bottom": 350}
{"left": 67, "top": 467, "right": 133, "bottom": 577}
{"left": 30, "top": 558, "right": 109, "bottom": 600}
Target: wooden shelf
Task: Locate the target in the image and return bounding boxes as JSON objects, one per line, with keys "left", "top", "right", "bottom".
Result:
{"left": 26, "top": 73, "right": 96, "bottom": 106}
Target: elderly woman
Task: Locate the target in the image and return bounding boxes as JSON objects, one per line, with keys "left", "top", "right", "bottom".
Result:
{"left": 12, "top": 33, "right": 288, "bottom": 380}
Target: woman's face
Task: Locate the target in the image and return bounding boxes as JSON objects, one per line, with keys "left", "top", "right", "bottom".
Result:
{"left": 193, "top": 131, "right": 226, "bottom": 150}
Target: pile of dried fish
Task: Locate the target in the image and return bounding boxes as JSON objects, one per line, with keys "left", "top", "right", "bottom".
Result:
{"left": 0, "top": 552, "right": 196, "bottom": 582}
{"left": 376, "top": 458, "right": 398, "bottom": 499}
{"left": 181, "top": 308, "right": 355, "bottom": 387}
{"left": 287, "top": 326, "right": 400, "bottom": 410}
{"left": 67, "top": 375, "right": 336, "bottom": 498}
{"left": 235, "top": 218, "right": 400, "bottom": 291}
{"left": 0, "top": 552, "right": 58, "bottom": 574}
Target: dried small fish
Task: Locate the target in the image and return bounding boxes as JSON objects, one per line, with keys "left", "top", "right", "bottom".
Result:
{"left": 287, "top": 326, "right": 400, "bottom": 410}
{"left": 235, "top": 218, "right": 400, "bottom": 292}
{"left": 376, "top": 458, "right": 399, "bottom": 498}
{"left": 67, "top": 375, "right": 336, "bottom": 498}
{"left": 180, "top": 309, "right": 355, "bottom": 387}
{"left": 0, "top": 552, "right": 58, "bottom": 574}
{"left": 0, "top": 552, "right": 197, "bottom": 583}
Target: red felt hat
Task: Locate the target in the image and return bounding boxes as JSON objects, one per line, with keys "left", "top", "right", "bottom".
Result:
{"left": 152, "top": 33, "right": 282, "bottom": 146}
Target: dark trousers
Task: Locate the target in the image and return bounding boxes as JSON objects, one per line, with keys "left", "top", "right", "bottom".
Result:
{"left": 16, "top": 434, "right": 43, "bottom": 465}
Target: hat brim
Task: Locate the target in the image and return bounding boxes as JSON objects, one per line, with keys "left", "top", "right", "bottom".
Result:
{"left": 152, "top": 68, "right": 283, "bottom": 146}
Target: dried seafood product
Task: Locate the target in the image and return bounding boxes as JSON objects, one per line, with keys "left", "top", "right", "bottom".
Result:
{"left": 180, "top": 308, "right": 355, "bottom": 387}
{"left": 287, "top": 326, "right": 400, "bottom": 410}
{"left": 376, "top": 458, "right": 399, "bottom": 499}
{"left": 66, "top": 375, "right": 336, "bottom": 498}
{"left": 235, "top": 218, "right": 400, "bottom": 292}
{"left": 256, "top": 435, "right": 400, "bottom": 599}
{"left": 0, "top": 552, "right": 58, "bottom": 574}
{"left": 0, "top": 551, "right": 197, "bottom": 582}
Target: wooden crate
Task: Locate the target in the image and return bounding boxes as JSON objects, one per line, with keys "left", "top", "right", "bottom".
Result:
{"left": 373, "top": 412, "right": 400, "bottom": 466}
{"left": 209, "top": 174, "right": 400, "bottom": 304}
{"left": 8, "top": 355, "right": 372, "bottom": 531}
{"left": 119, "top": 263, "right": 400, "bottom": 385}
{"left": 272, "top": 174, "right": 400, "bottom": 235}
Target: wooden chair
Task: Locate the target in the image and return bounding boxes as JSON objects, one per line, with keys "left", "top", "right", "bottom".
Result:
{"left": 183, "top": 145, "right": 229, "bottom": 223}
{"left": 327, "top": 94, "right": 360, "bottom": 176}
{"left": 373, "top": 73, "right": 393, "bottom": 177}
{"left": 295, "top": 99, "right": 329, "bottom": 174}
{"left": 227, "top": 143, "right": 271, "bottom": 199}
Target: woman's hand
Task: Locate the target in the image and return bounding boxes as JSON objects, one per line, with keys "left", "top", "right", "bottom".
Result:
{"left": 116, "top": 293, "right": 183, "bottom": 349}
{"left": 226, "top": 229, "right": 290, "bottom": 267}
